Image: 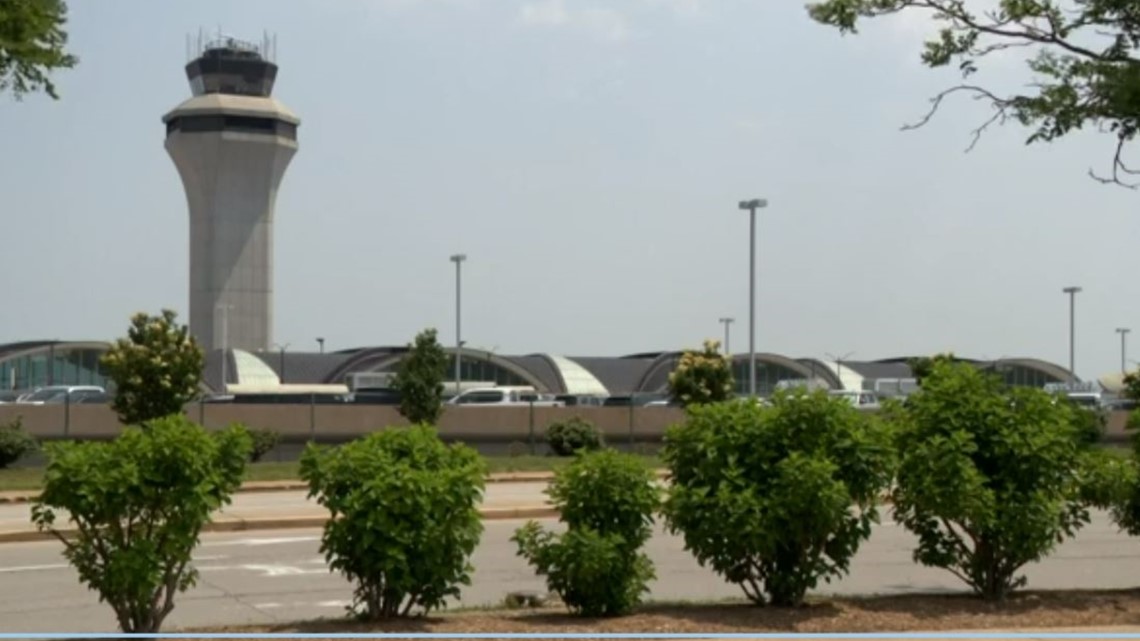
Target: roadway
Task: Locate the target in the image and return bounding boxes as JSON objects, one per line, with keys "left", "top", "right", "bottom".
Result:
{"left": 0, "top": 512, "right": 1137, "bottom": 633}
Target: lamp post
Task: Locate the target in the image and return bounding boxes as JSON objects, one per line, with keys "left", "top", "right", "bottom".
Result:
{"left": 718, "top": 317, "right": 734, "bottom": 356}
{"left": 274, "top": 343, "right": 290, "bottom": 384}
{"left": 1117, "top": 328, "right": 1131, "bottom": 374}
{"left": 738, "top": 198, "right": 768, "bottom": 397}
{"left": 826, "top": 351, "right": 855, "bottom": 389}
{"left": 450, "top": 254, "right": 467, "bottom": 396}
{"left": 316, "top": 337, "right": 325, "bottom": 354}
{"left": 215, "top": 303, "right": 233, "bottom": 393}
{"left": 1062, "top": 286, "right": 1082, "bottom": 375}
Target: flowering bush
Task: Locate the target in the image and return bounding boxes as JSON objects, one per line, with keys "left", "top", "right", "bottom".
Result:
{"left": 100, "top": 310, "right": 203, "bottom": 425}
{"left": 667, "top": 339, "right": 735, "bottom": 407}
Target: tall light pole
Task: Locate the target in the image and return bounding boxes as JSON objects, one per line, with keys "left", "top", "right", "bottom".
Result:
{"left": 450, "top": 253, "right": 467, "bottom": 396}
{"left": 215, "top": 303, "right": 233, "bottom": 393}
{"left": 1117, "top": 328, "right": 1131, "bottom": 374}
{"left": 738, "top": 198, "right": 768, "bottom": 397}
{"left": 718, "top": 317, "right": 734, "bottom": 356}
{"left": 826, "top": 351, "right": 855, "bottom": 389}
{"left": 316, "top": 337, "right": 325, "bottom": 354}
{"left": 274, "top": 343, "right": 290, "bottom": 384}
{"left": 1062, "top": 286, "right": 1082, "bottom": 376}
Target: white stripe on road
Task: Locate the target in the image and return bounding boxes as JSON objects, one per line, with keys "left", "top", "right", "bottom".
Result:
{"left": 198, "top": 563, "right": 330, "bottom": 577}
{"left": 0, "top": 563, "right": 68, "bottom": 574}
{"left": 201, "top": 536, "right": 319, "bottom": 548}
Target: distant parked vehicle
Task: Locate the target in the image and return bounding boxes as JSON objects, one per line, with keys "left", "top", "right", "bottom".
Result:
{"left": 15, "top": 385, "right": 106, "bottom": 405}
{"left": 447, "top": 386, "right": 564, "bottom": 406}
{"left": 828, "top": 390, "right": 881, "bottom": 410}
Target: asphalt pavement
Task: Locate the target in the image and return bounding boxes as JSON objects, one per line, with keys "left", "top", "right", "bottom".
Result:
{"left": 0, "top": 511, "right": 1137, "bottom": 634}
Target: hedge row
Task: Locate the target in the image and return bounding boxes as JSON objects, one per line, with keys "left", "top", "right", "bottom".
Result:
{"left": 25, "top": 361, "right": 1140, "bottom": 632}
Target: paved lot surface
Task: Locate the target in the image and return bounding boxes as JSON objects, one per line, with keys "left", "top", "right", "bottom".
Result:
{"left": 0, "top": 511, "right": 1137, "bottom": 634}
{"left": 0, "top": 482, "right": 554, "bottom": 534}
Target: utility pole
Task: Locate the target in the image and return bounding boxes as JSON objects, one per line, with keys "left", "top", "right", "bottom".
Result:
{"left": 738, "top": 198, "right": 768, "bottom": 397}
{"left": 718, "top": 317, "right": 734, "bottom": 356}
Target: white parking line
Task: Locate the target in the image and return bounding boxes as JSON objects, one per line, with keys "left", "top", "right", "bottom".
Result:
{"left": 0, "top": 563, "right": 68, "bottom": 574}
{"left": 201, "top": 536, "right": 319, "bottom": 548}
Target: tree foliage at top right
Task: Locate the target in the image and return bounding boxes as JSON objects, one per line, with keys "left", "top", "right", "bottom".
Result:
{"left": 807, "top": 0, "right": 1140, "bottom": 186}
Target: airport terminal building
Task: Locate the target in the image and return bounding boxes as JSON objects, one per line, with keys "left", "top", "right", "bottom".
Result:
{"left": 0, "top": 339, "right": 1085, "bottom": 402}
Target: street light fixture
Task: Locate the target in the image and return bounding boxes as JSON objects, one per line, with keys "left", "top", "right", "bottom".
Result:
{"left": 215, "top": 303, "right": 234, "bottom": 392}
{"left": 316, "top": 337, "right": 325, "bottom": 354}
{"left": 1117, "top": 328, "right": 1131, "bottom": 374}
{"left": 825, "top": 351, "right": 855, "bottom": 389}
{"left": 738, "top": 198, "right": 768, "bottom": 397}
{"left": 1062, "top": 286, "right": 1082, "bottom": 375}
{"left": 274, "top": 343, "right": 290, "bottom": 384}
{"left": 718, "top": 317, "right": 734, "bottom": 357}
{"left": 450, "top": 254, "right": 467, "bottom": 396}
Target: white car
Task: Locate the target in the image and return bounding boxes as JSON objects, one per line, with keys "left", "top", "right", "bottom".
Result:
{"left": 447, "top": 386, "right": 564, "bottom": 406}
{"left": 828, "top": 390, "right": 881, "bottom": 410}
{"left": 16, "top": 385, "right": 106, "bottom": 405}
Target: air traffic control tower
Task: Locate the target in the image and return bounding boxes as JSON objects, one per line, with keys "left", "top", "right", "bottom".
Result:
{"left": 162, "top": 35, "right": 299, "bottom": 353}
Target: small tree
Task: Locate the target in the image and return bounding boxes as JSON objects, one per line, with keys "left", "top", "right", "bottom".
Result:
{"left": 300, "top": 426, "right": 486, "bottom": 620}
{"left": 513, "top": 449, "right": 659, "bottom": 617}
{"left": 100, "top": 309, "right": 203, "bottom": 426}
{"left": 546, "top": 416, "right": 604, "bottom": 457}
{"left": 667, "top": 339, "right": 735, "bottom": 407}
{"left": 391, "top": 328, "right": 448, "bottom": 425}
{"left": 891, "top": 361, "right": 1094, "bottom": 600}
{"left": 30, "top": 415, "right": 251, "bottom": 633}
{"left": 1, "top": 0, "right": 78, "bottom": 100}
{"left": 663, "top": 392, "right": 893, "bottom": 606}
{"left": 0, "top": 416, "right": 37, "bottom": 468}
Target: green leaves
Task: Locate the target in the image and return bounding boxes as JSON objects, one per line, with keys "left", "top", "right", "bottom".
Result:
{"left": 100, "top": 309, "right": 204, "bottom": 426}
{"left": 300, "top": 426, "right": 486, "bottom": 620}
{"left": 391, "top": 328, "right": 448, "bottom": 425}
{"left": 30, "top": 415, "right": 251, "bottom": 632}
{"left": 0, "top": 0, "right": 78, "bottom": 100}
{"left": 546, "top": 417, "right": 604, "bottom": 457}
{"left": 514, "top": 449, "right": 659, "bottom": 617}
{"left": 0, "top": 416, "right": 36, "bottom": 468}
{"left": 668, "top": 340, "right": 735, "bottom": 408}
{"left": 662, "top": 392, "right": 893, "bottom": 606}
{"left": 890, "top": 361, "right": 1091, "bottom": 600}
{"left": 805, "top": 0, "right": 1140, "bottom": 185}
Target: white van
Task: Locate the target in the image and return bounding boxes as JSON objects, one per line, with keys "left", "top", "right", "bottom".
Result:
{"left": 447, "top": 386, "right": 564, "bottom": 406}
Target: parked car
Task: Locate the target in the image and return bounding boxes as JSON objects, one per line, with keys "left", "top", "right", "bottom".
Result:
{"left": 447, "top": 386, "right": 564, "bottom": 406}
{"left": 15, "top": 385, "right": 106, "bottom": 405}
{"left": 828, "top": 390, "right": 881, "bottom": 410}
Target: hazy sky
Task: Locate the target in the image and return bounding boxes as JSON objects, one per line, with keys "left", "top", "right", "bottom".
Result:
{"left": 2, "top": 0, "right": 1137, "bottom": 379}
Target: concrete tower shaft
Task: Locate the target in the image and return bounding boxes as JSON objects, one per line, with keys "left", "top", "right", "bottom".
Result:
{"left": 163, "top": 40, "right": 299, "bottom": 354}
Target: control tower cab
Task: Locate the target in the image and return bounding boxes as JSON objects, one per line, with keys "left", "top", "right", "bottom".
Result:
{"left": 163, "top": 35, "right": 300, "bottom": 355}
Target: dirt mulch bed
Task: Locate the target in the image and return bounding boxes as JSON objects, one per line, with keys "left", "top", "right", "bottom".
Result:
{"left": 192, "top": 590, "right": 1140, "bottom": 638}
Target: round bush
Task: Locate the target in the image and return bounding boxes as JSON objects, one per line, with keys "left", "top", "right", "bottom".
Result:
{"left": 546, "top": 417, "right": 603, "bottom": 457}
{"left": 513, "top": 449, "right": 659, "bottom": 616}
{"left": 300, "top": 426, "right": 486, "bottom": 620}
{"left": 0, "top": 417, "right": 37, "bottom": 469}
{"left": 663, "top": 393, "right": 893, "bottom": 607}
{"left": 246, "top": 428, "right": 280, "bottom": 463}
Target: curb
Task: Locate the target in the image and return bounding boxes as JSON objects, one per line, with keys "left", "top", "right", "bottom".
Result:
{"left": 0, "top": 470, "right": 672, "bottom": 505}
{"left": 0, "top": 505, "right": 561, "bottom": 544}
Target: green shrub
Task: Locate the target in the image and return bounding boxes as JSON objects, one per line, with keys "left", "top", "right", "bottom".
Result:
{"left": 507, "top": 441, "right": 529, "bottom": 458}
{"left": 546, "top": 417, "right": 604, "bottom": 457}
{"left": 30, "top": 415, "right": 251, "bottom": 633}
{"left": 247, "top": 428, "right": 280, "bottom": 463}
{"left": 513, "top": 449, "right": 659, "bottom": 616}
{"left": 100, "top": 309, "right": 203, "bottom": 425}
{"left": 891, "top": 361, "right": 1095, "bottom": 601}
{"left": 1067, "top": 403, "right": 1106, "bottom": 447}
{"left": 662, "top": 392, "right": 893, "bottom": 607}
{"left": 0, "top": 417, "right": 37, "bottom": 468}
{"left": 667, "top": 339, "right": 734, "bottom": 407}
{"left": 300, "top": 426, "right": 486, "bottom": 620}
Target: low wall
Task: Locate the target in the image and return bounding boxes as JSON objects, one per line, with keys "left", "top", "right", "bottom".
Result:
{"left": 0, "top": 403, "right": 688, "bottom": 447}
{"left": 0, "top": 403, "right": 1130, "bottom": 449}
